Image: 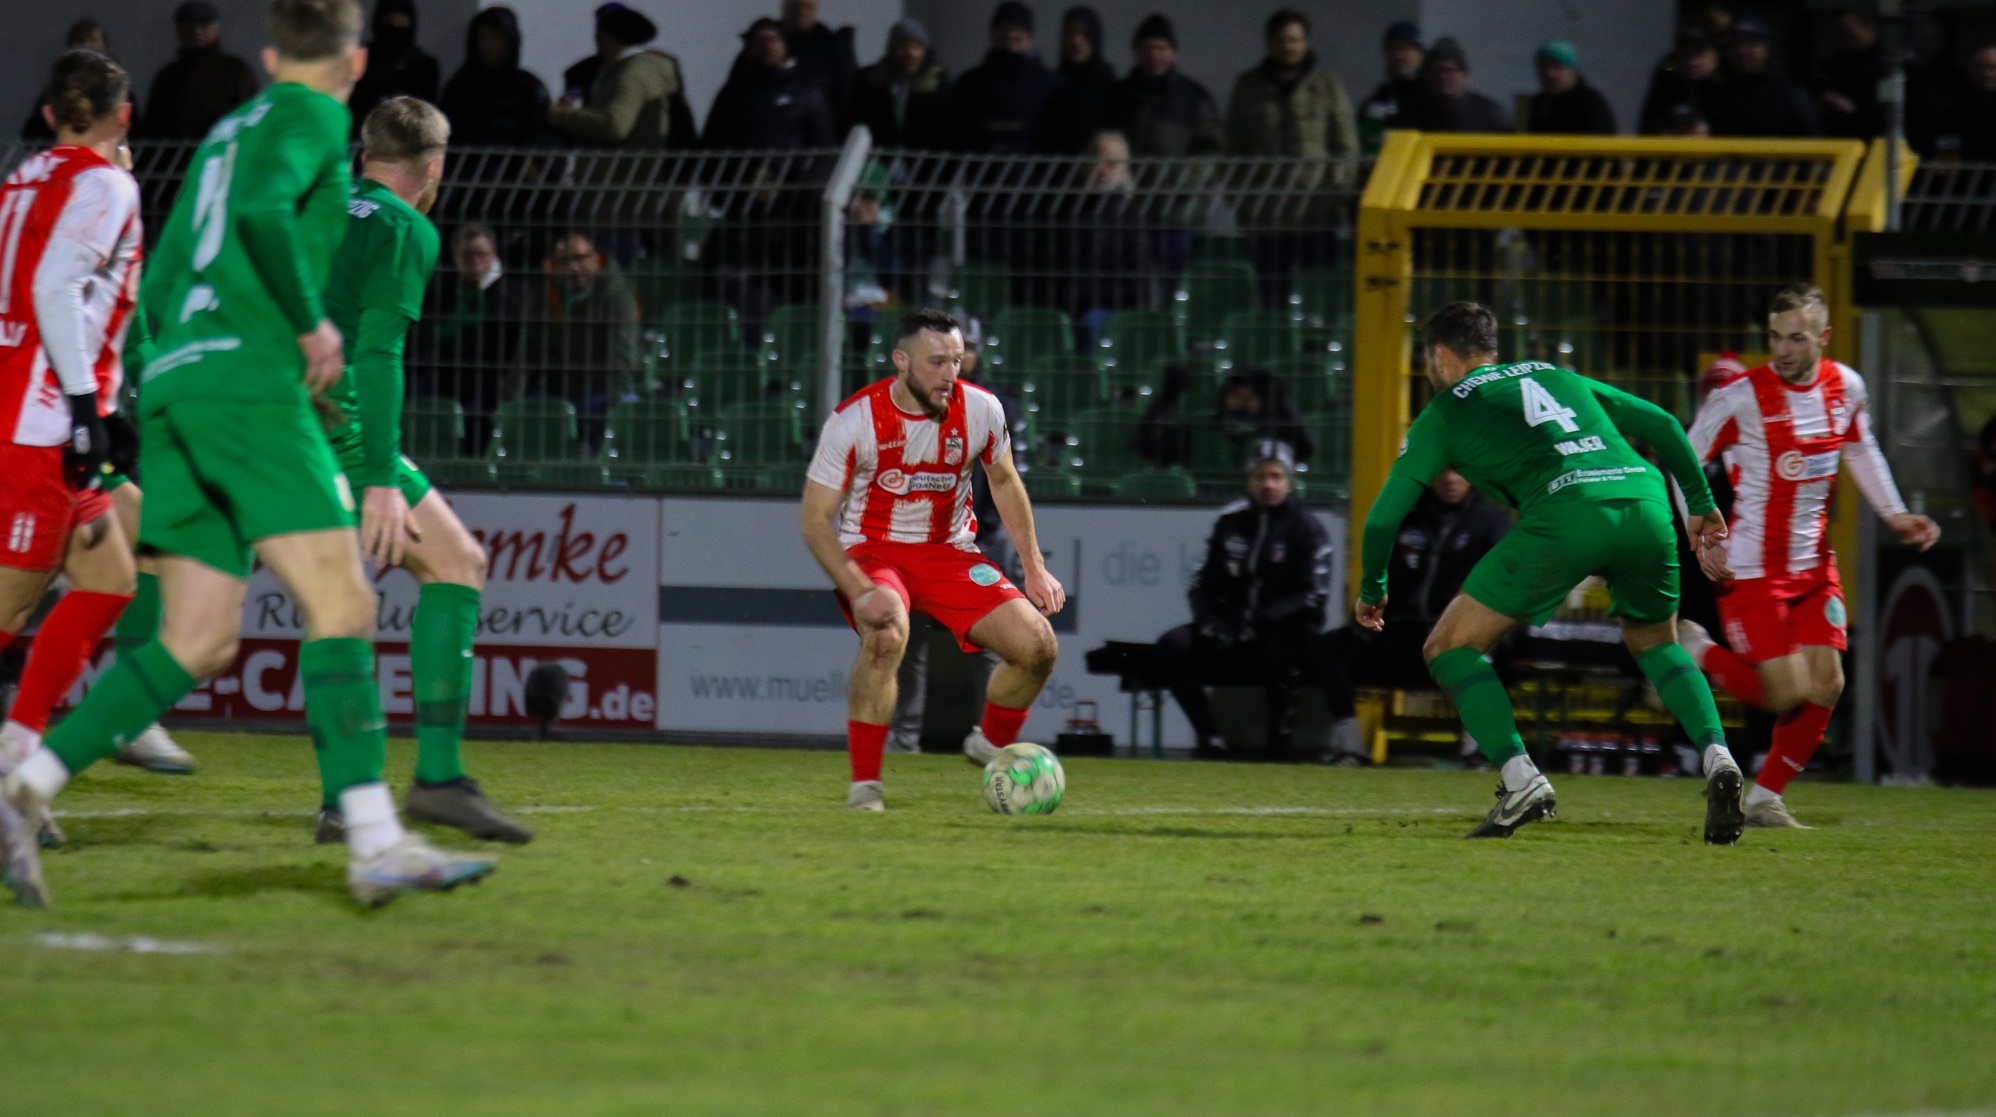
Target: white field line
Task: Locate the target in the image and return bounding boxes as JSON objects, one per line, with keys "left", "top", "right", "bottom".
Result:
{"left": 31, "top": 931, "right": 225, "bottom": 955}
{"left": 55, "top": 803, "right": 1467, "bottom": 820}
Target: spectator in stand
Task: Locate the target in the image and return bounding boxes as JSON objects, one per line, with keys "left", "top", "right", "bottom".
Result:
{"left": 1942, "top": 43, "right": 1996, "bottom": 161}
{"left": 1036, "top": 130, "right": 1150, "bottom": 348}
{"left": 1227, "top": 9, "right": 1357, "bottom": 158}
{"left": 414, "top": 224, "right": 527, "bottom": 456}
{"left": 1640, "top": 26, "right": 1723, "bottom": 134}
{"left": 1706, "top": 13, "right": 1820, "bottom": 137}
{"left": 138, "top": 1, "right": 259, "bottom": 140}
{"left": 1661, "top": 102, "right": 1712, "bottom": 137}
{"left": 1139, "top": 366, "right": 1313, "bottom": 470}
{"left": 853, "top": 19, "right": 953, "bottom": 149}
{"left": 704, "top": 18, "right": 839, "bottom": 150}
{"left": 1392, "top": 36, "right": 1510, "bottom": 133}
{"left": 1358, "top": 21, "right": 1424, "bottom": 153}
{"left": 1039, "top": 7, "right": 1117, "bottom": 155}
{"left": 1320, "top": 468, "right": 1512, "bottom": 764}
{"left": 1814, "top": 10, "right": 1884, "bottom": 139}
{"left": 549, "top": 3, "right": 693, "bottom": 148}
{"left": 781, "top": 0, "right": 859, "bottom": 130}
{"left": 1154, "top": 440, "right": 1335, "bottom": 761}
{"left": 440, "top": 6, "right": 551, "bottom": 146}
{"left": 953, "top": 2, "right": 1060, "bottom": 154}
{"left": 22, "top": 19, "right": 121, "bottom": 142}
{"left": 508, "top": 231, "right": 642, "bottom": 437}
{"left": 1527, "top": 39, "right": 1615, "bottom": 134}
{"left": 1108, "top": 14, "right": 1224, "bottom": 157}
{"left": 348, "top": 0, "right": 440, "bottom": 136}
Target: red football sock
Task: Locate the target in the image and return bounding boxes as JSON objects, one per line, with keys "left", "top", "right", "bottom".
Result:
{"left": 848, "top": 719, "right": 888, "bottom": 782}
{"left": 980, "top": 701, "right": 1031, "bottom": 748}
{"left": 9, "top": 590, "right": 131, "bottom": 732}
{"left": 1757, "top": 702, "right": 1833, "bottom": 795}
{"left": 1699, "top": 643, "right": 1769, "bottom": 708}
{"left": 0, "top": 631, "right": 13, "bottom": 651}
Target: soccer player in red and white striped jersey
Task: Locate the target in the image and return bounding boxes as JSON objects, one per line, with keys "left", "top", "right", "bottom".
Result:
{"left": 1679, "top": 285, "right": 1939, "bottom": 827}
{"left": 0, "top": 52, "right": 161, "bottom": 820}
{"left": 801, "top": 308, "right": 1065, "bottom": 810}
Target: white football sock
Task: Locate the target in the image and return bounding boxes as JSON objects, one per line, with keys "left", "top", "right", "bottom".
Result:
{"left": 0, "top": 721, "right": 43, "bottom": 768}
{"left": 1500, "top": 753, "right": 1541, "bottom": 792}
{"left": 1745, "top": 783, "right": 1779, "bottom": 808}
{"left": 339, "top": 782, "right": 407, "bottom": 859}
{"left": 14, "top": 747, "right": 70, "bottom": 800}
{"left": 1702, "top": 743, "right": 1735, "bottom": 774}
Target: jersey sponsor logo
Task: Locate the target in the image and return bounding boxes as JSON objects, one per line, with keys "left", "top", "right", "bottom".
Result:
{"left": 1774, "top": 449, "right": 1838, "bottom": 482}
{"left": 1545, "top": 464, "right": 1646, "bottom": 494}
{"left": 877, "top": 468, "right": 909, "bottom": 494}
{"left": 875, "top": 468, "right": 954, "bottom": 496}
{"left": 968, "top": 563, "right": 1003, "bottom": 586}
{"left": 1552, "top": 435, "right": 1607, "bottom": 456}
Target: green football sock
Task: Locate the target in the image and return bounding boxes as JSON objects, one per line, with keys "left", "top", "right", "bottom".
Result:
{"left": 113, "top": 571, "right": 160, "bottom": 660}
{"left": 46, "top": 641, "right": 195, "bottom": 776}
{"left": 411, "top": 582, "right": 480, "bottom": 785}
{"left": 1428, "top": 646, "right": 1527, "bottom": 765}
{"left": 304, "top": 637, "right": 387, "bottom": 808}
{"left": 1638, "top": 642, "right": 1727, "bottom": 749}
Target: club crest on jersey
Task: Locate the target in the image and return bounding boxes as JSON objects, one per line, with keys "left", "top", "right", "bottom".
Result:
{"left": 968, "top": 564, "right": 1003, "bottom": 586}
{"left": 944, "top": 435, "right": 965, "bottom": 466}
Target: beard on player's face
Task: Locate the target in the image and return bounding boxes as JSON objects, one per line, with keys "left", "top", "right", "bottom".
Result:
{"left": 900, "top": 367, "right": 952, "bottom": 419}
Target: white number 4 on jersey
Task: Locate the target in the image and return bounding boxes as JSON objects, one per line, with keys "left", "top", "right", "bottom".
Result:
{"left": 1521, "top": 377, "right": 1580, "bottom": 433}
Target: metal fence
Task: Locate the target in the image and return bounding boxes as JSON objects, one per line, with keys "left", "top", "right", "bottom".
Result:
{"left": 10, "top": 135, "right": 1369, "bottom": 502}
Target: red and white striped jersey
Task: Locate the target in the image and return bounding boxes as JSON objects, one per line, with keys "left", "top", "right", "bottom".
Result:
{"left": 0, "top": 145, "right": 141, "bottom": 447}
{"left": 1687, "top": 358, "right": 1906, "bottom": 581}
{"left": 806, "top": 376, "right": 1011, "bottom": 549}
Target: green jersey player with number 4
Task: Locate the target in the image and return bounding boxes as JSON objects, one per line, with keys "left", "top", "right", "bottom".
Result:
{"left": 0, "top": 0, "right": 497, "bottom": 910}
{"left": 1356, "top": 302, "right": 1747, "bottom": 844}
{"left": 311, "top": 95, "right": 529, "bottom": 846}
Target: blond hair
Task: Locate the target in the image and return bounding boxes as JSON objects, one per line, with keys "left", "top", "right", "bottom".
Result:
{"left": 361, "top": 96, "right": 451, "bottom": 162}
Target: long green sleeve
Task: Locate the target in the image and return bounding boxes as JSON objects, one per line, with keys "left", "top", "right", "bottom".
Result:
{"left": 352, "top": 306, "right": 410, "bottom": 488}
{"left": 1359, "top": 408, "right": 1450, "bottom": 604}
{"left": 232, "top": 95, "right": 348, "bottom": 336}
{"left": 1586, "top": 381, "right": 1716, "bottom": 515}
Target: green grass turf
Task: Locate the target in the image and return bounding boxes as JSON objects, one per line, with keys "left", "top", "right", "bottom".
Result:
{"left": 5, "top": 733, "right": 1994, "bottom": 1117}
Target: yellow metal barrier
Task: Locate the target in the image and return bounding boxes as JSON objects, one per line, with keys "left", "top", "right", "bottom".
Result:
{"left": 1353, "top": 132, "right": 1904, "bottom": 608}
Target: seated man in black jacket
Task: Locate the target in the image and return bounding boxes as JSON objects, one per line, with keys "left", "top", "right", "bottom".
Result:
{"left": 1321, "top": 467, "right": 1511, "bottom": 761}
{"left": 1155, "top": 440, "right": 1334, "bottom": 760}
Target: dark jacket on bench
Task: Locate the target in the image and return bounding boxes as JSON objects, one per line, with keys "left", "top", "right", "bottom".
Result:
{"left": 1189, "top": 495, "right": 1333, "bottom": 641}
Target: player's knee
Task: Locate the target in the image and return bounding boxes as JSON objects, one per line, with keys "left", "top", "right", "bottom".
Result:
{"left": 1421, "top": 629, "right": 1461, "bottom": 666}
{"left": 859, "top": 615, "right": 909, "bottom": 663}
{"left": 170, "top": 631, "right": 239, "bottom": 680}
{"left": 446, "top": 536, "right": 488, "bottom": 589}
{"left": 1014, "top": 621, "right": 1059, "bottom": 679}
{"left": 308, "top": 582, "right": 379, "bottom": 641}
{"left": 1810, "top": 662, "right": 1845, "bottom": 707}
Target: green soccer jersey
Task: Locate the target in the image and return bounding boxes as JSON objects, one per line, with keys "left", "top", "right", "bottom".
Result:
{"left": 1359, "top": 360, "right": 1716, "bottom": 603}
{"left": 322, "top": 177, "right": 440, "bottom": 488}
{"left": 137, "top": 83, "right": 350, "bottom": 416}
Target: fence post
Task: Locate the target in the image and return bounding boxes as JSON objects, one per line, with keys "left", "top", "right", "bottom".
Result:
{"left": 820, "top": 127, "right": 873, "bottom": 425}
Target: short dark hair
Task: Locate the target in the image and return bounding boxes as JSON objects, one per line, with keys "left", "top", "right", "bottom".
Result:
{"left": 268, "top": 0, "right": 363, "bottom": 62}
{"left": 1424, "top": 301, "right": 1499, "bottom": 359}
{"left": 1266, "top": 9, "right": 1310, "bottom": 39}
{"left": 896, "top": 308, "right": 961, "bottom": 346}
{"left": 45, "top": 50, "right": 128, "bottom": 134}
{"left": 453, "top": 223, "right": 497, "bottom": 254}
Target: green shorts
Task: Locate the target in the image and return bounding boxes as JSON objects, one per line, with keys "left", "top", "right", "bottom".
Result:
{"left": 333, "top": 440, "right": 434, "bottom": 509}
{"left": 1460, "top": 497, "right": 1680, "bottom": 627}
{"left": 137, "top": 399, "right": 357, "bottom": 578}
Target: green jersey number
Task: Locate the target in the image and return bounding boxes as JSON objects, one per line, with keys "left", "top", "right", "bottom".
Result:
{"left": 1520, "top": 377, "right": 1580, "bottom": 434}
{"left": 190, "top": 142, "right": 237, "bottom": 271}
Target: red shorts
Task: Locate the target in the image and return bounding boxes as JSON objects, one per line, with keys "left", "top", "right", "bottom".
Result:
{"left": 836, "top": 541, "right": 1026, "bottom": 652}
{"left": 0, "top": 443, "right": 113, "bottom": 572}
{"left": 1715, "top": 564, "right": 1848, "bottom": 663}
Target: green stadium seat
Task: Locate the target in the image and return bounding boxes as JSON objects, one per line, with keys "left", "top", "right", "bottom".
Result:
{"left": 425, "top": 460, "right": 496, "bottom": 487}
{"left": 605, "top": 462, "right": 725, "bottom": 489}
{"left": 714, "top": 401, "right": 806, "bottom": 466}
{"left": 1173, "top": 260, "right": 1259, "bottom": 345}
{"left": 1218, "top": 309, "right": 1304, "bottom": 368}
{"left": 492, "top": 462, "right": 611, "bottom": 486}
{"left": 489, "top": 398, "right": 580, "bottom": 461}
{"left": 629, "top": 257, "right": 703, "bottom": 322}
{"left": 1265, "top": 357, "right": 1339, "bottom": 416}
{"left": 1023, "top": 357, "right": 1107, "bottom": 415}
{"left": 1191, "top": 230, "right": 1251, "bottom": 263}
{"left": 655, "top": 302, "right": 743, "bottom": 373}
{"left": 1112, "top": 468, "right": 1198, "bottom": 501}
{"left": 751, "top": 466, "right": 808, "bottom": 493}
{"left": 599, "top": 399, "right": 693, "bottom": 465}
{"left": 946, "top": 261, "right": 1012, "bottom": 324}
{"left": 1026, "top": 468, "right": 1084, "bottom": 499}
{"left": 1290, "top": 265, "right": 1355, "bottom": 334}
{"left": 401, "top": 397, "right": 464, "bottom": 461}
{"left": 986, "top": 307, "right": 1074, "bottom": 375}
{"left": 679, "top": 350, "right": 774, "bottom": 411}
{"left": 761, "top": 303, "right": 822, "bottom": 368}
{"left": 1095, "top": 309, "right": 1185, "bottom": 375}
{"left": 1067, "top": 407, "right": 1142, "bottom": 472}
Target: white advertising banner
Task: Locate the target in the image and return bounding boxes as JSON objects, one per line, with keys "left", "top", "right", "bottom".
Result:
{"left": 656, "top": 495, "right": 1346, "bottom": 747}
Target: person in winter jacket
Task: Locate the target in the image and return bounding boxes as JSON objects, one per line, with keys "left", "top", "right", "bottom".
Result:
{"left": 704, "top": 17, "right": 839, "bottom": 149}
{"left": 1526, "top": 39, "right": 1615, "bottom": 134}
{"left": 852, "top": 18, "right": 953, "bottom": 149}
{"left": 1155, "top": 441, "right": 1336, "bottom": 760}
{"left": 952, "top": 1, "right": 1059, "bottom": 154}
{"left": 781, "top": 0, "right": 859, "bottom": 129}
{"left": 348, "top": 0, "right": 440, "bottom": 135}
{"left": 1039, "top": 6, "right": 1118, "bottom": 154}
{"left": 1107, "top": 13, "right": 1224, "bottom": 156}
{"left": 550, "top": 3, "right": 694, "bottom": 148}
{"left": 1226, "top": 9, "right": 1356, "bottom": 157}
{"left": 439, "top": 5, "right": 552, "bottom": 146}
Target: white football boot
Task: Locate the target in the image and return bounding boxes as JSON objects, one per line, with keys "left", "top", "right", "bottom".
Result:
{"left": 845, "top": 780, "right": 885, "bottom": 812}
{"left": 347, "top": 836, "right": 497, "bottom": 908}
{"left": 113, "top": 725, "right": 198, "bottom": 774}
{"left": 962, "top": 726, "right": 1004, "bottom": 767}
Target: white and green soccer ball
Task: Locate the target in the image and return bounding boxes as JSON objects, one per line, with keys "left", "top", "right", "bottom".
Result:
{"left": 982, "top": 742, "right": 1065, "bottom": 815}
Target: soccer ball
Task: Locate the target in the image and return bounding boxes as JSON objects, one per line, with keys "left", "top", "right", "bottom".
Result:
{"left": 982, "top": 743, "right": 1065, "bottom": 815}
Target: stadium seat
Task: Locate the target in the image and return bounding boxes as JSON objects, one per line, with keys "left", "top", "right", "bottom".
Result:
{"left": 1023, "top": 357, "right": 1107, "bottom": 415}
{"left": 1218, "top": 309, "right": 1304, "bottom": 368}
{"left": 491, "top": 462, "right": 612, "bottom": 486}
{"left": 628, "top": 257, "right": 703, "bottom": 322}
{"left": 401, "top": 397, "right": 465, "bottom": 461}
{"left": 599, "top": 399, "right": 693, "bottom": 465}
{"left": 1026, "top": 467, "right": 1084, "bottom": 499}
{"left": 985, "top": 307, "right": 1074, "bottom": 375}
{"left": 1290, "top": 265, "right": 1355, "bottom": 334}
{"left": 425, "top": 460, "right": 497, "bottom": 487}
{"left": 488, "top": 398, "right": 581, "bottom": 461}
{"left": 1067, "top": 407, "right": 1142, "bottom": 472}
{"left": 1112, "top": 468, "right": 1198, "bottom": 501}
{"left": 1173, "top": 260, "right": 1259, "bottom": 346}
{"left": 1095, "top": 309, "right": 1185, "bottom": 374}
{"left": 713, "top": 401, "right": 806, "bottom": 465}
{"left": 946, "top": 261, "right": 1012, "bottom": 325}
{"left": 1191, "top": 229, "right": 1251, "bottom": 263}
{"left": 760, "top": 303, "right": 822, "bottom": 368}
{"left": 679, "top": 349, "right": 775, "bottom": 411}
{"left": 1265, "top": 357, "right": 1340, "bottom": 416}
{"left": 655, "top": 302, "right": 743, "bottom": 373}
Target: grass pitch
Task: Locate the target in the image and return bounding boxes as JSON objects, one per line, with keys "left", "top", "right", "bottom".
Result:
{"left": 6, "top": 733, "right": 1994, "bottom": 1117}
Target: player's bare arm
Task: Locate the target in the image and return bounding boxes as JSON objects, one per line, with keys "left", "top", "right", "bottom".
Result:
{"left": 982, "top": 450, "right": 1064, "bottom": 616}
{"left": 800, "top": 479, "right": 895, "bottom": 624}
